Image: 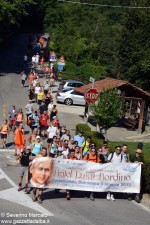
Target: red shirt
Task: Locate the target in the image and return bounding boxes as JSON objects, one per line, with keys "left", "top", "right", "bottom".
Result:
{"left": 39, "top": 114, "right": 49, "bottom": 126}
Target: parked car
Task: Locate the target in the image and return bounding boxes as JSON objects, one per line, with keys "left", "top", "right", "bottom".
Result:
{"left": 56, "top": 89, "right": 86, "bottom": 105}
{"left": 58, "top": 80, "right": 84, "bottom": 90}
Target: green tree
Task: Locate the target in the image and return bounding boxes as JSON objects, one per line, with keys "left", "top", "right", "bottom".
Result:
{"left": 0, "top": 0, "right": 34, "bottom": 42}
{"left": 90, "top": 88, "right": 124, "bottom": 140}
{"left": 119, "top": 0, "right": 150, "bottom": 91}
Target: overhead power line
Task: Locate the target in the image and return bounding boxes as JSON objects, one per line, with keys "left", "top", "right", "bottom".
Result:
{"left": 57, "top": 0, "right": 150, "bottom": 9}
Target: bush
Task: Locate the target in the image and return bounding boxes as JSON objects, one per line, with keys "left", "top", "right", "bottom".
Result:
{"left": 76, "top": 124, "right": 91, "bottom": 135}
{"left": 76, "top": 123, "right": 150, "bottom": 193}
{"left": 143, "top": 164, "right": 150, "bottom": 193}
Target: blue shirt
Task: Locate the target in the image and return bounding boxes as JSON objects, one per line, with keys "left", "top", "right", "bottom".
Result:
{"left": 74, "top": 135, "right": 85, "bottom": 147}
{"left": 32, "top": 142, "right": 43, "bottom": 155}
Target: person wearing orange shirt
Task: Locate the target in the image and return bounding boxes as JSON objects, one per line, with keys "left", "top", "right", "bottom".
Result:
{"left": 83, "top": 147, "right": 100, "bottom": 201}
{"left": 28, "top": 71, "right": 35, "bottom": 87}
{"left": 14, "top": 123, "right": 26, "bottom": 155}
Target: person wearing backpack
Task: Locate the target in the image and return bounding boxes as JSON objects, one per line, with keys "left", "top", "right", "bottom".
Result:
{"left": 121, "top": 144, "right": 129, "bottom": 163}
{"left": 83, "top": 147, "right": 101, "bottom": 201}
{"left": 106, "top": 145, "right": 123, "bottom": 201}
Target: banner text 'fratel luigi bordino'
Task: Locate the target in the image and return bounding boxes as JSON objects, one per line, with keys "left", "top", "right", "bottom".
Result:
{"left": 30, "top": 159, "right": 141, "bottom": 193}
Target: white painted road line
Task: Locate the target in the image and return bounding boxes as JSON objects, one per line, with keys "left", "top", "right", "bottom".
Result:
{"left": 0, "top": 168, "right": 54, "bottom": 216}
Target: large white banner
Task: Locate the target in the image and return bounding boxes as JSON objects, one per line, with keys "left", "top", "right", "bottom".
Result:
{"left": 29, "top": 159, "right": 141, "bottom": 193}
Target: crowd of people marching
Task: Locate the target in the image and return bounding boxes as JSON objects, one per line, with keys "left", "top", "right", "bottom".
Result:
{"left": 0, "top": 35, "right": 144, "bottom": 204}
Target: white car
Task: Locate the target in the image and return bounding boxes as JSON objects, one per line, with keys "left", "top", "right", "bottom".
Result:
{"left": 56, "top": 89, "right": 86, "bottom": 105}
{"left": 58, "top": 80, "right": 84, "bottom": 90}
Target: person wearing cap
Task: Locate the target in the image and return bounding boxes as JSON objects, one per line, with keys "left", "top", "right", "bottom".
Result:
{"left": 16, "top": 146, "right": 36, "bottom": 192}
{"left": 31, "top": 136, "right": 43, "bottom": 156}
{"left": 74, "top": 130, "right": 85, "bottom": 148}
{"left": 128, "top": 149, "right": 144, "bottom": 203}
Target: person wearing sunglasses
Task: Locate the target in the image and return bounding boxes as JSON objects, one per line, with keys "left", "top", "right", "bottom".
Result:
{"left": 83, "top": 147, "right": 100, "bottom": 201}
{"left": 97, "top": 148, "right": 106, "bottom": 164}
{"left": 106, "top": 145, "right": 123, "bottom": 201}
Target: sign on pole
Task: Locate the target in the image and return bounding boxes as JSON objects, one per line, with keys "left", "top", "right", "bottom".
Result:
{"left": 84, "top": 88, "right": 99, "bottom": 104}
{"left": 49, "top": 51, "right": 57, "bottom": 62}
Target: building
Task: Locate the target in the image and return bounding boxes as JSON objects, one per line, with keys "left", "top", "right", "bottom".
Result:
{"left": 75, "top": 78, "right": 150, "bottom": 133}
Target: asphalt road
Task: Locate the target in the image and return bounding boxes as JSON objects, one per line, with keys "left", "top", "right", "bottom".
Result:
{"left": 0, "top": 34, "right": 150, "bottom": 225}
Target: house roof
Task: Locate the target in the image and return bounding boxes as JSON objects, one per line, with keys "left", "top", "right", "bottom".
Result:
{"left": 75, "top": 78, "right": 150, "bottom": 99}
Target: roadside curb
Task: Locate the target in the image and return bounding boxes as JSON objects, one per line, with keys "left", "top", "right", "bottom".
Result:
{"left": 0, "top": 149, "right": 15, "bottom": 152}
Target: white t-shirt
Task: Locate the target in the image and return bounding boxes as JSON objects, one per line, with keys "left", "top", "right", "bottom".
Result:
{"left": 35, "top": 86, "right": 41, "bottom": 94}
{"left": 47, "top": 126, "right": 58, "bottom": 138}
{"left": 107, "top": 152, "right": 122, "bottom": 163}
{"left": 62, "top": 149, "right": 69, "bottom": 157}
{"left": 32, "top": 56, "right": 36, "bottom": 63}
{"left": 48, "top": 103, "right": 53, "bottom": 110}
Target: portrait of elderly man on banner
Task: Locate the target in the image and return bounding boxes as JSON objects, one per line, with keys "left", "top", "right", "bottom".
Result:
{"left": 29, "top": 157, "right": 53, "bottom": 188}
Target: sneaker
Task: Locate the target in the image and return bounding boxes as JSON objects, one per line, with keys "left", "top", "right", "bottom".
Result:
{"left": 24, "top": 187, "right": 30, "bottom": 194}
{"left": 37, "top": 197, "right": 42, "bottom": 204}
{"left": 128, "top": 196, "right": 132, "bottom": 201}
{"left": 66, "top": 193, "right": 71, "bottom": 200}
{"left": 110, "top": 194, "right": 115, "bottom": 201}
{"left": 32, "top": 190, "right": 37, "bottom": 202}
{"left": 106, "top": 193, "right": 111, "bottom": 200}
{"left": 18, "top": 186, "right": 22, "bottom": 191}
{"left": 90, "top": 194, "right": 95, "bottom": 201}
{"left": 135, "top": 195, "right": 141, "bottom": 203}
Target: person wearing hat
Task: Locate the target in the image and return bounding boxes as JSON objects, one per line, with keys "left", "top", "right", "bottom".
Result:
{"left": 128, "top": 149, "right": 144, "bottom": 203}
{"left": 16, "top": 146, "right": 36, "bottom": 192}
{"left": 31, "top": 136, "right": 43, "bottom": 156}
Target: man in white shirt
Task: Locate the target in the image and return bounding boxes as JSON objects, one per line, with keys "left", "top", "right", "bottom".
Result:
{"left": 25, "top": 100, "right": 34, "bottom": 121}
{"left": 47, "top": 121, "right": 58, "bottom": 139}
{"left": 32, "top": 55, "right": 36, "bottom": 67}
{"left": 106, "top": 145, "right": 123, "bottom": 201}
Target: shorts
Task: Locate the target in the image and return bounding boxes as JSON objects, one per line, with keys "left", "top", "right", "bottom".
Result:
{"left": 1, "top": 133, "right": 7, "bottom": 139}
{"left": 40, "top": 125, "right": 48, "bottom": 131}
{"left": 44, "top": 90, "right": 48, "bottom": 95}
{"left": 50, "top": 153, "right": 55, "bottom": 158}
{"left": 47, "top": 138, "right": 53, "bottom": 144}
{"left": 9, "top": 119, "right": 16, "bottom": 126}
{"left": 19, "top": 166, "right": 28, "bottom": 177}
{"left": 16, "top": 121, "right": 22, "bottom": 127}
{"left": 37, "top": 100, "right": 43, "bottom": 105}
{"left": 21, "top": 80, "right": 25, "bottom": 85}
